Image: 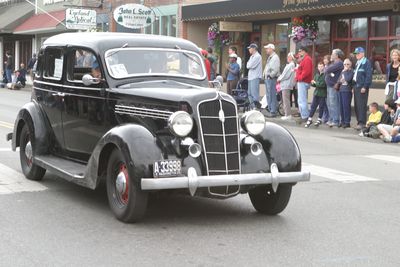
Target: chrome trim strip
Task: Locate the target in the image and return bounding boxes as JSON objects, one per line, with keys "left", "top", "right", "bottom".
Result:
{"left": 203, "top": 133, "right": 238, "bottom": 137}
{"left": 208, "top": 169, "right": 240, "bottom": 173}
{"left": 34, "top": 80, "right": 102, "bottom": 91}
{"left": 206, "top": 151, "right": 239, "bottom": 155}
{"left": 199, "top": 115, "right": 237, "bottom": 119}
{"left": 115, "top": 105, "right": 173, "bottom": 120}
{"left": 115, "top": 105, "right": 173, "bottom": 115}
{"left": 33, "top": 87, "right": 106, "bottom": 100}
{"left": 141, "top": 166, "right": 311, "bottom": 195}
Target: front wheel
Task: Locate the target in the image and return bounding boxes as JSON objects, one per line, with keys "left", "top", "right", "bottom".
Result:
{"left": 249, "top": 184, "right": 292, "bottom": 215}
{"left": 19, "top": 123, "right": 46, "bottom": 181}
{"left": 106, "top": 149, "right": 148, "bottom": 223}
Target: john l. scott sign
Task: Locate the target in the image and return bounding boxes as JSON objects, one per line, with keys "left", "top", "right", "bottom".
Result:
{"left": 113, "top": 4, "right": 155, "bottom": 29}
{"left": 66, "top": 8, "right": 96, "bottom": 30}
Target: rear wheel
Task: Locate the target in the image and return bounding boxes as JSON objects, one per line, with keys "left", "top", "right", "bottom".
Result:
{"left": 19, "top": 123, "right": 46, "bottom": 181}
{"left": 106, "top": 149, "right": 148, "bottom": 223}
{"left": 249, "top": 184, "right": 292, "bottom": 215}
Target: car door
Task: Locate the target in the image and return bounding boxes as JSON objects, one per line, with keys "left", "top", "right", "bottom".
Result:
{"left": 33, "top": 47, "right": 65, "bottom": 151}
{"left": 61, "top": 47, "right": 109, "bottom": 161}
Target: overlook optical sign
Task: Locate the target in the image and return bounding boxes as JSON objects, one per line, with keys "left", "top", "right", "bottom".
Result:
{"left": 113, "top": 4, "right": 155, "bottom": 29}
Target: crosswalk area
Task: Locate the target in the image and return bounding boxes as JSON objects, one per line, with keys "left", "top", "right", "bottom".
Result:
{"left": 0, "top": 154, "right": 399, "bottom": 195}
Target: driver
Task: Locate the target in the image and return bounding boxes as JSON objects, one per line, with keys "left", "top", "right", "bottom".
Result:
{"left": 91, "top": 60, "right": 102, "bottom": 79}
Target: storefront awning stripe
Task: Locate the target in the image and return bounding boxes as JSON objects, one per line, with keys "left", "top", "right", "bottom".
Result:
{"left": 182, "top": 0, "right": 395, "bottom": 22}
{"left": 0, "top": 3, "right": 34, "bottom": 33}
{"left": 13, "top": 10, "right": 66, "bottom": 35}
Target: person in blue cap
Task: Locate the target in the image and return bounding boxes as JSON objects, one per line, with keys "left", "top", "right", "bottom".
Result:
{"left": 246, "top": 43, "right": 263, "bottom": 109}
{"left": 352, "top": 47, "right": 372, "bottom": 130}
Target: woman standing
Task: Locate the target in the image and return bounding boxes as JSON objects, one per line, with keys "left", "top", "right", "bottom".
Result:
{"left": 385, "top": 49, "right": 400, "bottom": 100}
{"left": 277, "top": 52, "right": 296, "bottom": 120}
{"left": 338, "top": 59, "right": 354, "bottom": 128}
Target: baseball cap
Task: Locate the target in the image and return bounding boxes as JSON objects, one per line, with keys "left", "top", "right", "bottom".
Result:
{"left": 353, "top": 47, "right": 365, "bottom": 54}
{"left": 264, "top": 44, "right": 275, "bottom": 50}
{"left": 395, "top": 98, "right": 400, "bottom": 104}
{"left": 247, "top": 43, "right": 258, "bottom": 49}
{"left": 229, "top": 53, "right": 238, "bottom": 58}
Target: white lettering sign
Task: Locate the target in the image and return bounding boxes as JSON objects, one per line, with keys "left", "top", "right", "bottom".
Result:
{"left": 43, "top": 0, "right": 65, "bottom": 6}
{"left": 113, "top": 4, "right": 155, "bottom": 29}
{"left": 283, "top": 0, "right": 319, "bottom": 8}
{"left": 66, "top": 8, "right": 97, "bottom": 30}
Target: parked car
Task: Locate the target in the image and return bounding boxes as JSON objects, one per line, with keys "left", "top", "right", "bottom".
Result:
{"left": 7, "top": 33, "right": 310, "bottom": 222}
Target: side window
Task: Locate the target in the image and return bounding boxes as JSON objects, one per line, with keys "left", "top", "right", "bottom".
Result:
{"left": 67, "top": 48, "right": 101, "bottom": 82}
{"left": 43, "top": 48, "right": 63, "bottom": 80}
{"left": 34, "top": 51, "right": 44, "bottom": 78}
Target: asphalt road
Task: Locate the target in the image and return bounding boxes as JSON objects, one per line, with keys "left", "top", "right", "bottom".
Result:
{"left": 0, "top": 88, "right": 399, "bottom": 266}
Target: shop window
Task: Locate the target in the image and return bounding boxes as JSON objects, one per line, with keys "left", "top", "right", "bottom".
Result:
{"left": 336, "top": 19, "right": 349, "bottom": 38}
{"left": 334, "top": 41, "right": 348, "bottom": 57}
{"left": 275, "top": 24, "right": 288, "bottom": 42}
{"left": 261, "top": 24, "right": 275, "bottom": 43}
{"left": 170, "top": 15, "right": 177, "bottom": 37}
{"left": 153, "top": 19, "right": 160, "bottom": 35}
{"left": 390, "top": 15, "right": 400, "bottom": 36}
{"left": 351, "top": 18, "right": 367, "bottom": 38}
{"left": 315, "top": 21, "right": 331, "bottom": 68}
{"left": 161, "top": 16, "right": 168, "bottom": 36}
{"left": 370, "top": 40, "right": 387, "bottom": 75}
{"left": 371, "top": 16, "right": 388, "bottom": 37}
{"left": 390, "top": 39, "right": 400, "bottom": 53}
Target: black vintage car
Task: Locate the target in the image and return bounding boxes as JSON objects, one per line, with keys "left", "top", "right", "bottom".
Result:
{"left": 7, "top": 33, "right": 309, "bottom": 222}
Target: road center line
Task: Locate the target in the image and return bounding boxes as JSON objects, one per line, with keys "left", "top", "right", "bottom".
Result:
{"left": 0, "top": 163, "right": 47, "bottom": 194}
{"left": 303, "top": 163, "right": 379, "bottom": 183}
{"left": 364, "top": 155, "right": 400, "bottom": 164}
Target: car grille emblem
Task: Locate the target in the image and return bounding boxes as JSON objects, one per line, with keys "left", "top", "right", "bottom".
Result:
{"left": 218, "top": 109, "right": 225, "bottom": 123}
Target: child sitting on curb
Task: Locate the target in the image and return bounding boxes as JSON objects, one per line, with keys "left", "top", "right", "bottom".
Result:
{"left": 359, "top": 102, "right": 382, "bottom": 137}
{"left": 305, "top": 62, "right": 327, "bottom": 128}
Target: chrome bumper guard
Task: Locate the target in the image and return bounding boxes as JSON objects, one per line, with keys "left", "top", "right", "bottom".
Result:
{"left": 141, "top": 163, "right": 310, "bottom": 196}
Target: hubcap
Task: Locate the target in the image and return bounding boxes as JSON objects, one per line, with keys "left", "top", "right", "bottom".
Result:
{"left": 116, "top": 164, "right": 129, "bottom": 205}
{"left": 25, "top": 141, "right": 33, "bottom": 167}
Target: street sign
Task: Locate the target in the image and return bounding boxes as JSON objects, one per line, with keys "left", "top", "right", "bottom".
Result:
{"left": 113, "top": 4, "right": 155, "bottom": 29}
{"left": 66, "top": 8, "right": 97, "bottom": 30}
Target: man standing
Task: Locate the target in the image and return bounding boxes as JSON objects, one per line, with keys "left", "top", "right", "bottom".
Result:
{"left": 353, "top": 47, "right": 373, "bottom": 130}
{"left": 229, "top": 46, "right": 242, "bottom": 70}
{"left": 325, "top": 49, "right": 344, "bottom": 127}
{"left": 27, "top": 53, "right": 37, "bottom": 81}
{"left": 263, "top": 43, "right": 280, "bottom": 117}
{"left": 296, "top": 47, "right": 313, "bottom": 121}
{"left": 246, "top": 43, "right": 262, "bottom": 109}
{"left": 4, "top": 50, "right": 13, "bottom": 83}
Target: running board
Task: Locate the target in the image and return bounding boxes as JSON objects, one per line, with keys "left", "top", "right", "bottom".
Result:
{"left": 35, "top": 155, "right": 86, "bottom": 181}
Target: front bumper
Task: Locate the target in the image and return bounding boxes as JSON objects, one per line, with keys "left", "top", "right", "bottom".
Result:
{"left": 141, "top": 163, "right": 310, "bottom": 196}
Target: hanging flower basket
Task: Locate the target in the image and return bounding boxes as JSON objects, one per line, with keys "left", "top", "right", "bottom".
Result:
{"left": 207, "top": 23, "right": 231, "bottom": 54}
{"left": 289, "top": 16, "right": 318, "bottom": 43}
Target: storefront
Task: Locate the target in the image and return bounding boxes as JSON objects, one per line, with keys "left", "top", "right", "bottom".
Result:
{"left": 182, "top": 0, "right": 400, "bottom": 88}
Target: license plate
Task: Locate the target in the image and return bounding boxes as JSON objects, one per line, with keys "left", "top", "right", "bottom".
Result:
{"left": 153, "top": 160, "right": 181, "bottom": 178}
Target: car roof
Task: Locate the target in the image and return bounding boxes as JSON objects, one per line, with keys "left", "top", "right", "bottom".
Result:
{"left": 43, "top": 32, "right": 201, "bottom": 54}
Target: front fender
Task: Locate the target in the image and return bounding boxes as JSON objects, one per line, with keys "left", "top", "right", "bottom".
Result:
{"left": 11, "top": 101, "right": 51, "bottom": 155}
{"left": 256, "top": 122, "right": 302, "bottom": 172}
{"left": 241, "top": 122, "right": 301, "bottom": 176}
{"left": 85, "top": 124, "right": 164, "bottom": 189}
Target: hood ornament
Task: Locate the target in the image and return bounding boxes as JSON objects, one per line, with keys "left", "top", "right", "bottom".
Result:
{"left": 218, "top": 109, "right": 225, "bottom": 123}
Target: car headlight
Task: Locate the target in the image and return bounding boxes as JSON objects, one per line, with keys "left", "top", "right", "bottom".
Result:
{"left": 241, "top": 110, "right": 265, "bottom": 135}
{"left": 168, "top": 111, "right": 193, "bottom": 137}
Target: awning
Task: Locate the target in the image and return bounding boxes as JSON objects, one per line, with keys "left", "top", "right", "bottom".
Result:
{"left": 14, "top": 10, "right": 66, "bottom": 35}
{"left": 0, "top": 3, "right": 34, "bottom": 33}
{"left": 182, "top": 0, "right": 395, "bottom": 21}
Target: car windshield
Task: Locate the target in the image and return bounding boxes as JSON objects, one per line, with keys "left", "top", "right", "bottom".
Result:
{"left": 104, "top": 48, "right": 206, "bottom": 80}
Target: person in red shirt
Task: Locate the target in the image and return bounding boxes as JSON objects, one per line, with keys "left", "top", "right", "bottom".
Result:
{"left": 201, "top": 49, "right": 211, "bottom": 81}
{"left": 296, "top": 46, "right": 313, "bottom": 121}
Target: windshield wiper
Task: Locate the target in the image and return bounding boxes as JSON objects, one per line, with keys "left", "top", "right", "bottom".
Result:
{"left": 175, "top": 45, "right": 201, "bottom": 67}
{"left": 106, "top": 43, "right": 129, "bottom": 58}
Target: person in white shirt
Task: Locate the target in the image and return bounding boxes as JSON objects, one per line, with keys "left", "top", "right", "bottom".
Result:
{"left": 246, "top": 43, "right": 263, "bottom": 109}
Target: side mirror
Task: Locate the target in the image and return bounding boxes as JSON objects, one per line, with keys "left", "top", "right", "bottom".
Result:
{"left": 82, "top": 74, "right": 100, "bottom": 86}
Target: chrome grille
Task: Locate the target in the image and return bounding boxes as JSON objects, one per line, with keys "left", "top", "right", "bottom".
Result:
{"left": 198, "top": 97, "right": 241, "bottom": 196}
